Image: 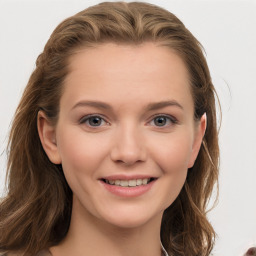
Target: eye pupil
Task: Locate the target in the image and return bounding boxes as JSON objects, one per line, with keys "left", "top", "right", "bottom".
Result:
{"left": 89, "top": 117, "right": 102, "bottom": 126}
{"left": 154, "top": 117, "right": 166, "bottom": 126}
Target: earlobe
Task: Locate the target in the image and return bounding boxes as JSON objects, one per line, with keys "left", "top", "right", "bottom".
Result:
{"left": 37, "top": 110, "right": 62, "bottom": 164}
{"left": 188, "top": 113, "right": 207, "bottom": 168}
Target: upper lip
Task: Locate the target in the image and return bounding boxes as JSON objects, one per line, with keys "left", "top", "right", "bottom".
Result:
{"left": 100, "top": 174, "right": 158, "bottom": 180}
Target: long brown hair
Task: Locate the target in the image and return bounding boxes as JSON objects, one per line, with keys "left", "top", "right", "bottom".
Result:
{"left": 0, "top": 2, "right": 219, "bottom": 255}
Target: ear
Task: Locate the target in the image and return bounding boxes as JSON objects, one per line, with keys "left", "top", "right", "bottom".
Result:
{"left": 37, "top": 110, "right": 62, "bottom": 164}
{"left": 188, "top": 113, "right": 207, "bottom": 168}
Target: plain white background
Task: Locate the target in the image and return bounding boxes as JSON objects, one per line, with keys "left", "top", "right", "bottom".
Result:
{"left": 0, "top": 0, "right": 255, "bottom": 255}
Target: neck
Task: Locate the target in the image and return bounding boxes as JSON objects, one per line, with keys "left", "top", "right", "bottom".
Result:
{"left": 50, "top": 197, "right": 164, "bottom": 256}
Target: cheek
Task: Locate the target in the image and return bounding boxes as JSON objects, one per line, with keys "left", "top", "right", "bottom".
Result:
{"left": 56, "top": 127, "right": 110, "bottom": 179}
{"left": 149, "top": 131, "right": 193, "bottom": 173}
{"left": 148, "top": 131, "right": 193, "bottom": 206}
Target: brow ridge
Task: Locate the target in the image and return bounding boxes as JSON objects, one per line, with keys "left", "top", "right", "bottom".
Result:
{"left": 71, "top": 99, "right": 184, "bottom": 112}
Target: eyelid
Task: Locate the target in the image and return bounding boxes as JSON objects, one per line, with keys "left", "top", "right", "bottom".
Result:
{"left": 79, "top": 114, "right": 109, "bottom": 127}
{"left": 78, "top": 113, "right": 178, "bottom": 128}
{"left": 147, "top": 114, "right": 178, "bottom": 127}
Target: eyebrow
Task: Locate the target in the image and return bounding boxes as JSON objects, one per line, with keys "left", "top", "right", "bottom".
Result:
{"left": 71, "top": 100, "right": 184, "bottom": 112}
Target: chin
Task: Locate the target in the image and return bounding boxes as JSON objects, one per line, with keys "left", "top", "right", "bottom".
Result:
{"left": 104, "top": 217, "right": 154, "bottom": 229}
{"left": 97, "top": 206, "right": 163, "bottom": 230}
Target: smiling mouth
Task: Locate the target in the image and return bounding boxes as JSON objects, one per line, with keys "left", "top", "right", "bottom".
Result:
{"left": 102, "top": 178, "right": 156, "bottom": 187}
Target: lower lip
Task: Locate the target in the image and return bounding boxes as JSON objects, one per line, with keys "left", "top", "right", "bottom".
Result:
{"left": 100, "top": 179, "right": 157, "bottom": 198}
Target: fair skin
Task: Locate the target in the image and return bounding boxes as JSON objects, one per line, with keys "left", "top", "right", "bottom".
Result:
{"left": 38, "top": 42, "right": 206, "bottom": 256}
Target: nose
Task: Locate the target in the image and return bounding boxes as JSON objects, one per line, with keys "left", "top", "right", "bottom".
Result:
{"left": 110, "top": 124, "right": 147, "bottom": 166}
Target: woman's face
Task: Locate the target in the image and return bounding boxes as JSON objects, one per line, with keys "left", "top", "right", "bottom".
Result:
{"left": 39, "top": 42, "right": 206, "bottom": 229}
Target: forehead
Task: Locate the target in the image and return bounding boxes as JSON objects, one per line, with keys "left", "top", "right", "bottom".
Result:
{"left": 66, "top": 42, "right": 189, "bottom": 82}
{"left": 61, "top": 42, "right": 193, "bottom": 114}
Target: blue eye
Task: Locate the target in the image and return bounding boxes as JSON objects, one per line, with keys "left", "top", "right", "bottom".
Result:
{"left": 150, "top": 115, "right": 176, "bottom": 127}
{"left": 80, "top": 115, "right": 107, "bottom": 127}
{"left": 79, "top": 114, "right": 176, "bottom": 129}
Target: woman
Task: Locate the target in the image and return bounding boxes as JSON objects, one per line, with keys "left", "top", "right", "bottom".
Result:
{"left": 0, "top": 2, "right": 220, "bottom": 256}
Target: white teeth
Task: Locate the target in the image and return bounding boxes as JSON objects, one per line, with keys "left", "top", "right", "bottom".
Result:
{"left": 128, "top": 180, "right": 137, "bottom": 187}
{"left": 105, "top": 178, "right": 152, "bottom": 187}
{"left": 136, "top": 179, "right": 143, "bottom": 186}
{"left": 120, "top": 180, "right": 129, "bottom": 187}
{"left": 114, "top": 180, "right": 120, "bottom": 185}
{"left": 142, "top": 178, "right": 148, "bottom": 185}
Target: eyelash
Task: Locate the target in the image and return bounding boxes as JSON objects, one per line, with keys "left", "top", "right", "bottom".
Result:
{"left": 79, "top": 114, "right": 178, "bottom": 129}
